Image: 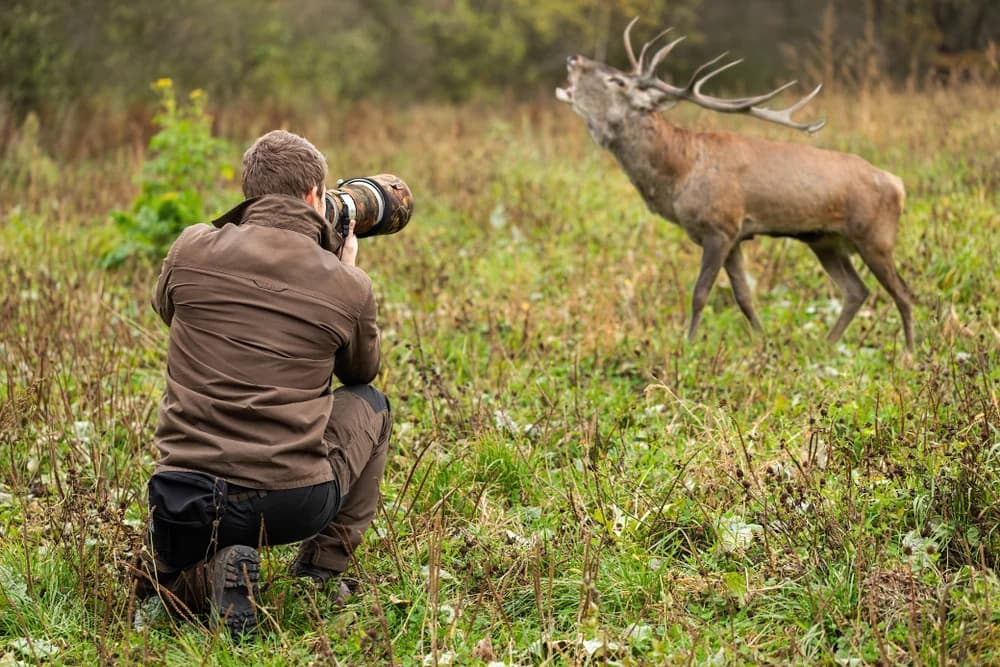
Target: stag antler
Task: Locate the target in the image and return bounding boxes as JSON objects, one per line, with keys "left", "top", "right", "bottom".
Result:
{"left": 623, "top": 19, "right": 826, "bottom": 134}
{"left": 623, "top": 17, "right": 675, "bottom": 75}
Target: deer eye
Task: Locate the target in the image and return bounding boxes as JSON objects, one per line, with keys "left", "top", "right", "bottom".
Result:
{"left": 608, "top": 76, "right": 627, "bottom": 87}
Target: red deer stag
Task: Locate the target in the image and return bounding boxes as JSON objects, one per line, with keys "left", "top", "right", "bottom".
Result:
{"left": 556, "top": 19, "right": 914, "bottom": 351}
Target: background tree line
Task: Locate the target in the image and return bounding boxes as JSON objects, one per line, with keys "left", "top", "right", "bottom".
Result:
{"left": 1, "top": 0, "right": 997, "bottom": 126}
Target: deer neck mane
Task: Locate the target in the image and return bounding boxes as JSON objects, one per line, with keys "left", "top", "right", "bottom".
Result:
{"left": 606, "top": 111, "right": 696, "bottom": 185}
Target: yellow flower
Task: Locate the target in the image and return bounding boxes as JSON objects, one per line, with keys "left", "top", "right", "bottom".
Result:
{"left": 189, "top": 88, "right": 204, "bottom": 100}
{"left": 154, "top": 78, "right": 173, "bottom": 89}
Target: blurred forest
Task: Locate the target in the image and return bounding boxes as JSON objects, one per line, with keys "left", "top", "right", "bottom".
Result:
{"left": 1, "top": 0, "right": 998, "bottom": 150}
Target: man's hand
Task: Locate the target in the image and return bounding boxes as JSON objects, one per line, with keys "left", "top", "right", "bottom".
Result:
{"left": 340, "top": 219, "right": 358, "bottom": 267}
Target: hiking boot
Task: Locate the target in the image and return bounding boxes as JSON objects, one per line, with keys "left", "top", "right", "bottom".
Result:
{"left": 132, "top": 550, "right": 207, "bottom": 619}
{"left": 207, "top": 545, "right": 260, "bottom": 640}
{"left": 290, "top": 560, "right": 356, "bottom": 604}
{"left": 290, "top": 560, "right": 339, "bottom": 586}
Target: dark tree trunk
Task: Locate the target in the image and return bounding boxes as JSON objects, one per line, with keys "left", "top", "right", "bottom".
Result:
{"left": 930, "top": 0, "right": 996, "bottom": 52}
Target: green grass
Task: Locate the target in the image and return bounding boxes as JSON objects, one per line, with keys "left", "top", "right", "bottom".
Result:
{"left": 1, "top": 87, "right": 999, "bottom": 665}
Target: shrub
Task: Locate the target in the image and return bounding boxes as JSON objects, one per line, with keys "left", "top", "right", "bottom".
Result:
{"left": 101, "top": 79, "right": 231, "bottom": 267}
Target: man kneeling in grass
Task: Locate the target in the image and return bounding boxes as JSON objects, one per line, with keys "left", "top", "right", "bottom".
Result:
{"left": 134, "top": 130, "right": 392, "bottom": 640}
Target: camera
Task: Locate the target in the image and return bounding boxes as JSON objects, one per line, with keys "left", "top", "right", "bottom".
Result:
{"left": 324, "top": 174, "right": 414, "bottom": 241}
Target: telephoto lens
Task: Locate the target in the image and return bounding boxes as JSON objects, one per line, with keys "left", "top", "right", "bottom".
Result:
{"left": 324, "top": 174, "right": 413, "bottom": 239}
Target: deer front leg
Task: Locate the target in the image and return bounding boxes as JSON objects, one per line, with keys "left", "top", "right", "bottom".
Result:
{"left": 724, "top": 243, "right": 763, "bottom": 332}
{"left": 688, "top": 235, "right": 730, "bottom": 341}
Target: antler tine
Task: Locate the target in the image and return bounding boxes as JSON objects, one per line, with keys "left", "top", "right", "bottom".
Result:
{"left": 691, "top": 58, "right": 746, "bottom": 97}
{"left": 683, "top": 56, "right": 800, "bottom": 111}
{"left": 734, "top": 80, "right": 798, "bottom": 107}
{"left": 698, "top": 73, "right": 798, "bottom": 111}
{"left": 748, "top": 84, "right": 826, "bottom": 133}
{"left": 645, "top": 35, "right": 686, "bottom": 77}
{"left": 683, "top": 52, "right": 730, "bottom": 90}
{"left": 783, "top": 82, "right": 823, "bottom": 113}
{"left": 637, "top": 28, "right": 675, "bottom": 73}
{"left": 623, "top": 17, "right": 641, "bottom": 72}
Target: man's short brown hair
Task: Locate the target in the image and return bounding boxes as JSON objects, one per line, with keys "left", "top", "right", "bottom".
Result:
{"left": 241, "top": 130, "right": 328, "bottom": 198}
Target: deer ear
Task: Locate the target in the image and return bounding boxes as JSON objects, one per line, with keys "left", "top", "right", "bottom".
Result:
{"left": 631, "top": 85, "right": 671, "bottom": 111}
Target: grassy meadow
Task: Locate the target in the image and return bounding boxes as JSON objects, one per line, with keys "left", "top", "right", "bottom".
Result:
{"left": 1, "top": 85, "right": 999, "bottom": 665}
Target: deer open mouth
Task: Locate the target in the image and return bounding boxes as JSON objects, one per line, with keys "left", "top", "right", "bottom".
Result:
{"left": 556, "top": 57, "right": 578, "bottom": 103}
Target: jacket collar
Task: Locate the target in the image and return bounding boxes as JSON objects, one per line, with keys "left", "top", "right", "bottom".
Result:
{"left": 212, "top": 195, "right": 342, "bottom": 254}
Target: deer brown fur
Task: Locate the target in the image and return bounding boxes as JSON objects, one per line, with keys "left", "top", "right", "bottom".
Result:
{"left": 556, "top": 23, "right": 914, "bottom": 351}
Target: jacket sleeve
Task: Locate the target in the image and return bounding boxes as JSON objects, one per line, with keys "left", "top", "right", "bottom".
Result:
{"left": 333, "top": 286, "right": 381, "bottom": 385}
{"left": 152, "top": 232, "right": 184, "bottom": 326}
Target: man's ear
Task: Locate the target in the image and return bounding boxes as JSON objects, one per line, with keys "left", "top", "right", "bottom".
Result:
{"left": 304, "top": 185, "right": 319, "bottom": 204}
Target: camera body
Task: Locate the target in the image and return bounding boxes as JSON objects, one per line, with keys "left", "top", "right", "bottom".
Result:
{"left": 324, "top": 174, "right": 413, "bottom": 241}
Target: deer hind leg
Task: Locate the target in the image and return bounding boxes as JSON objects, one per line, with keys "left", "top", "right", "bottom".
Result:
{"left": 724, "top": 243, "right": 763, "bottom": 332}
{"left": 855, "top": 245, "right": 914, "bottom": 352}
{"left": 809, "top": 240, "right": 870, "bottom": 344}
{"left": 688, "top": 235, "right": 731, "bottom": 341}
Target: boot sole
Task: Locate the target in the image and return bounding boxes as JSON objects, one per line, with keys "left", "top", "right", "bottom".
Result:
{"left": 209, "top": 545, "right": 260, "bottom": 640}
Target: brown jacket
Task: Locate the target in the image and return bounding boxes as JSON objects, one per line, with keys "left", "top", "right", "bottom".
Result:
{"left": 152, "top": 195, "right": 381, "bottom": 490}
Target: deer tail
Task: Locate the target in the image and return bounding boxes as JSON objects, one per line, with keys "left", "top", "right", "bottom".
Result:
{"left": 887, "top": 172, "right": 906, "bottom": 215}
{"left": 884, "top": 172, "right": 915, "bottom": 302}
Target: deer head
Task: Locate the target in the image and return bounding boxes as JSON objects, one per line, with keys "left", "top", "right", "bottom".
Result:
{"left": 556, "top": 53, "right": 663, "bottom": 146}
{"left": 556, "top": 17, "right": 826, "bottom": 144}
